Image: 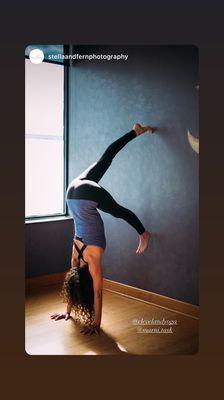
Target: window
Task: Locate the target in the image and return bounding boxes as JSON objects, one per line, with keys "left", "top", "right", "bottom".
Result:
{"left": 25, "top": 49, "right": 67, "bottom": 218}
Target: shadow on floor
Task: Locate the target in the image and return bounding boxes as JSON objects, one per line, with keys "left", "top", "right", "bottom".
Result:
{"left": 69, "top": 317, "right": 134, "bottom": 355}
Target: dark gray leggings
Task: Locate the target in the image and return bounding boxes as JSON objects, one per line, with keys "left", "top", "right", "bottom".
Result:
{"left": 67, "top": 130, "right": 146, "bottom": 235}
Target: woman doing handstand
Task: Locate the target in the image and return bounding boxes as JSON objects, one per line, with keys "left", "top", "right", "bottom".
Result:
{"left": 51, "top": 123, "right": 154, "bottom": 335}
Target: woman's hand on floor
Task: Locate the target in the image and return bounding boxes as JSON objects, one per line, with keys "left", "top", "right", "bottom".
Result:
{"left": 50, "top": 312, "right": 71, "bottom": 321}
{"left": 80, "top": 323, "right": 100, "bottom": 335}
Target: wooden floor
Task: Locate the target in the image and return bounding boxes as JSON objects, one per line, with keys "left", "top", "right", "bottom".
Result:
{"left": 25, "top": 285, "right": 198, "bottom": 355}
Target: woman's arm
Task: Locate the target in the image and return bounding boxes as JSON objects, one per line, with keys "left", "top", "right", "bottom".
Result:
{"left": 92, "top": 271, "right": 103, "bottom": 328}
{"left": 88, "top": 255, "right": 103, "bottom": 328}
{"left": 79, "top": 253, "right": 103, "bottom": 334}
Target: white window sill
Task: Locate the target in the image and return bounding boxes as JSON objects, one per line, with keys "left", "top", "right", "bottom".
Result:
{"left": 25, "top": 215, "right": 73, "bottom": 224}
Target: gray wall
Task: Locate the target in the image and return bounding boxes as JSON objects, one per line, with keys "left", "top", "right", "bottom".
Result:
{"left": 68, "top": 45, "right": 199, "bottom": 305}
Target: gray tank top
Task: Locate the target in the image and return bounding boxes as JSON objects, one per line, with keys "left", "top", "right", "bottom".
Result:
{"left": 67, "top": 199, "right": 106, "bottom": 249}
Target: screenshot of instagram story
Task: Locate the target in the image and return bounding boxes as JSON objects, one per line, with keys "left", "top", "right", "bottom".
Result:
{"left": 25, "top": 44, "right": 199, "bottom": 355}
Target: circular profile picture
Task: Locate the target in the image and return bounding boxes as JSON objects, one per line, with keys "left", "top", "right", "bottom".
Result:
{"left": 29, "top": 48, "right": 44, "bottom": 64}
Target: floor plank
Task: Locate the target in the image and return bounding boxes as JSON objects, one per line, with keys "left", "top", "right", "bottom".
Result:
{"left": 25, "top": 285, "right": 198, "bottom": 355}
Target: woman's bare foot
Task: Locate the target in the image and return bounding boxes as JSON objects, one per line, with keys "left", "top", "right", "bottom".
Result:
{"left": 136, "top": 230, "right": 151, "bottom": 255}
{"left": 133, "top": 123, "right": 155, "bottom": 136}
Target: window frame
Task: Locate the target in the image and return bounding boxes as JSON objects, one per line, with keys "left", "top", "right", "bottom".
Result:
{"left": 25, "top": 51, "right": 69, "bottom": 221}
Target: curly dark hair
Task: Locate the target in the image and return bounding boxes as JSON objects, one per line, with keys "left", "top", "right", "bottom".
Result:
{"left": 60, "top": 263, "right": 95, "bottom": 325}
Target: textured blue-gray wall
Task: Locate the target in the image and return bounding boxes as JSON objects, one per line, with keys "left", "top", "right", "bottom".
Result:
{"left": 68, "top": 45, "right": 199, "bottom": 305}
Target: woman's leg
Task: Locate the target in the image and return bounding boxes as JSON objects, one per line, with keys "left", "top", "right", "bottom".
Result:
{"left": 97, "top": 186, "right": 146, "bottom": 235}
{"left": 76, "top": 129, "right": 137, "bottom": 183}
{"left": 97, "top": 185, "right": 151, "bottom": 254}
{"left": 72, "top": 123, "right": 154, "bottom": 185}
